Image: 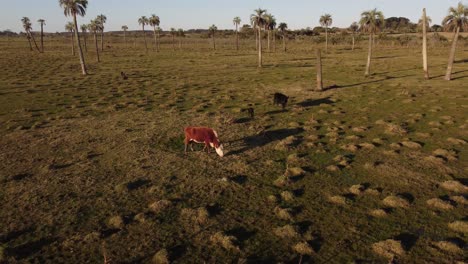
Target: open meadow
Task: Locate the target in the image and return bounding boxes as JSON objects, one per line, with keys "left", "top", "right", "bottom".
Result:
{"left": 0, "top": 35, "right": 467, "bottom": 263}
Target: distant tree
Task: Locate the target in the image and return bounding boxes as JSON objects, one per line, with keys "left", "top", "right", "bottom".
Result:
{"left": 60, "top": 0, "right": 88, "bottom": 75}
{"left": 278, "top": 22, "right": 288, "bottom": 52}
{"left": 431, "top": 24, "right": 443, "bottom": 32}
{"left": 149, "top": 14, "right": 160, "bottom": 51}
{"left": 264, "top": 13, "right": 276, "bottom": 52}
{"left": 442, "top": 2, "right": 468, "bottom": 80}
{"left": 89, "top": 19, "right": 101, "bottom": 62}
{"left": 65, "top": 22, "right": 75, "bottom": 55}
{"left": 80, "top": 24, "right": 88, "bottom": 52}
{"left": 97, "top": 14, "right": 107, "bottom": 51}
{"left": 359, "top": 8, "right": 385, "bottom": 77}
{"left": 209, "top": 24, "right": 217, "bottom": 50}
{"left": 319, "top": 14, "right": 333, "bottom": 52}
{"left": 233, "top": 16, "right": 241, "bottom": 50}
{"left": 121, "top": 25, "right": 128, "bottom": 47}
{"left": 37, "top": 19, "right": 45, "bottom": 52}
{"left": 251, "top": 8, "right": 267, "bottom": 67}
{"left": 21, "top": 17, "right": 40, "bottom": 52}
{"left": 138, "top": 16, "right": 149, "bottom": 52}
{"left": 349, "top": 22, "right": 359, "bottom": 50}
{"left": 170, "top": 27, "right": 176, "bottom": 50}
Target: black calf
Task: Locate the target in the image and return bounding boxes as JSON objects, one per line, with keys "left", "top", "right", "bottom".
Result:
{"left": 273, "top": 92, "right": 289, "bottom": 110}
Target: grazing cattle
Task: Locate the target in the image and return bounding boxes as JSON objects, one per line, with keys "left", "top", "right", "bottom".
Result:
{"left": 273, "top": 92, "right": 289, "bottom": 110}
{"left": 184, "top": 126, "right": 224, "bottom": 157}
{"left": 121, "top": 71, "right": 128, "bottom": 80}
{"left": 241, "top": 107, "right": 255, "bottom": 118}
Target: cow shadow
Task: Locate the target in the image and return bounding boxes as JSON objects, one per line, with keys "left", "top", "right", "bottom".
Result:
{"left": 227, "top": 128, "right": 303, "bottom": 156}
{"left": 297, "top": 97, "right": 334, "bottom": 108}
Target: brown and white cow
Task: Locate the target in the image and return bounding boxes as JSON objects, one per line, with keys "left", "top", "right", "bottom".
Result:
{"left": 184, "top": 126, "right": 224, "bottom": 157}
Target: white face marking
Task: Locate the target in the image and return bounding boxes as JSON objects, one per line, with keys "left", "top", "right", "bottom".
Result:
{"left": 215, "top": 144, "right": 224, "bottom": 157}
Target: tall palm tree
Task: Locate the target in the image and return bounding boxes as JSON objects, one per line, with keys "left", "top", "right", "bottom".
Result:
{"left": 442, "top": 2, "right": 468, "bottom": 81}
{"left": 251, "top": 8, "right": 267, "bottom": 67}
{"left": 80, "top": 24, "right": 88, "bottom": 52}
{"left": 319, "top": 14, "right": 333, "bottom": 53}
{"left": 170, "top": 27, "right": 176, "bottom": 50}
{"left": 149, "top": 15, "right": 160, "bottom": 51}
{"left": 177, "top": 28, "right": 184, "bottom": 49}
{"left": 65, "top": 22, "right": 75, "bottom": 56}
{"left": 278, "top": 22, "right": 288, "bottom": 52}
{"left": 349, "top": 22, "right": 359, "bottom": 51}
{"left": 37, "top": 19, "right": 45, "bottom": 52}
{"left": 89, "top": 19, "right": 101, "bottom": 62}
{"left": 121, "top": 25, "right": 128, "bottom": 47}
{"left": 233, "top": 16, "right": 241, "bottom": 51}
{"left": 264, "top": 13, "right": 275, "bottom": 52}
{"left": 359, "top": 9, "right": 385, "bottom": 77}
{"left": 21, "top": 17, "right": 40, "bottom": 52}
{"left": 209, "top": 25, "right": 217, "bottom": 50}
{"left": 97, "top": 14, "right": 107, "bottom": 51}
{"left": 138, "top": 16, "right": 149, "bottom": 52}
{"left": 156, "top": 26, "right": 162, "bottom": 51}
{"left": 421, "top": 9, "right": 430, "bottom": 80}
{"left": 59, "top": 0, "right": 88, "bottom": 75}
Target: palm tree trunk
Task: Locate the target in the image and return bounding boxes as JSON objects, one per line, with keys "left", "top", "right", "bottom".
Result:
{"left": 82, "top": 30, "right": 87, "bottom": 52}
{"left": 123, "top": 31, "right": 126, "bottom": 47}
{"left": 422, "top": 8, "right": 429, "bottom": 80}
{"left": 325, "top": 27, "right": 328, "bottom": 53}
{"left": 71, "top": 31, "right": 75, "bottom": 56}
{"left": 255, "top": 30, "right": 258, "bottom": 51}
{"left": 157, "top": 32, "right": 160, "bottom": 52}
{"left": 445, "top": 26, "right": 460, "bottom": 81}
{"left": 352, "top": 33, "right": 355, "bottom": 51}
{"left": 212, "top": 33, "right": 216, "bottom": 50}
{"left": 267, "top": 30, "right": 271, "bottom": 52}
{"left": 236, "top": 25, "right": 239, "bottom": 51}
{"left": 40, "top": 24, "right": 44, "bottom": 53}
{"left": 101, "top": 30, "right": 104, "bottom": 51}
{"left": 27, "top": 35, "right": 33, "bottom": 51}
{"left": 172, "top": 34, "right": 175, "bottom": 50}
{"left": 73, "top": 14, "right": 87, "bottom": 75}
{"left": 94, "top": 31, "right": 100, "bottom": 62}
{"left": 283, "top": 34, "right": 286, "bottom": 52}
{"left": 273, "top": 30, "right": 276, "bottom": 52}
{"left": 142, "top": 27, "right": 148, "bottom": 52}
{"left": 258, "top": 27, "right": 262, "bottom": 67}
{"left": 365, "top": 33, "right": 373, "bottom": 77}
{"left": 153, "top": 27, "right": 157, "bottom": 51}
{"left": 29, "top": 31, "right": 41, "bottom": 52}
{"left": 316, "top": 49, "right": 323, "bottom": 91}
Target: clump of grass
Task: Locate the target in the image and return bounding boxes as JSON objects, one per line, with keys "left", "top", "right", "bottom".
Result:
{"left": 273, "top": 175, "right": 290, "bottom": 187}
{"left": 280, "top": 191, "right": 295, "bottom": 202}
{"left": 210, "top": 232, "right": 240, "bottom": 251}
{"left": 400, "top": 141, "right": 422, "bottom": 149}
{"left": 448, "top": 221, "right": 468, "bottom": 234}
{"left": 382, "top": 195, "right": 410, "bottom": 208}
{"left": 370, "top": 209, "right": 387, "bottom": 217}
{"left": 274, "top": 206, "right": 294, "bottom": 221}
{"left": 450, "top": 196, "right": 467, "bottom": 205}
{"left": 372, "top": 239, "right": 405, "bottom": 260}
{"left": 432, "top": 241, "right": 462, "bottom": 253}
{"left": 426, "top": 198, "right": 454, "bottom": 210}
{"left": 385, "top": 123, "right": 408, "bottom": 135}
{"left": 149, "top": 200, "right": 172, "bottom": 214}
{"left": 441, "top": 181, "right": 468, "bottom": 193}
{"left": 267, "top": 194, "right": 279, "bottom": 203}
{"left": 292, "top": 241, "right": 314, "bottom": 257}
{"left": 152, "top": 248, "right": 170, "bottom": 264}
{"left": 180, "top": 207, "right": 209, "bottom": 225}
{"left": 446, "top": 137, "right": 466, "bottom": 145}
{"left": 107, "top": 215, "right": 125, "bottom": 229}
{"left": 349, "top": 184, "right": 366, "bottom": 195}
{"left": 328, "top": 195, "right": 347, "bottom": 205}
{"left": 134, "top": 212, "right": 148, "bottom": 223}
{"left": 274, "top": 224, "right": 300, "bottom": 239}
{"left": 432, "top": 149, "right": 458, "bottom": 161}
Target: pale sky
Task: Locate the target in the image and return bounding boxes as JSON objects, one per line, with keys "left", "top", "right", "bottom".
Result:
{"left": 1, "top": 0, "right": 465, "bottom": 33}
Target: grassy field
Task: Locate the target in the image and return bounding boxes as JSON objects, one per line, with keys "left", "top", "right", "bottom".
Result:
{"left": 0, "top": 36, "right": 467, "bottom": 263}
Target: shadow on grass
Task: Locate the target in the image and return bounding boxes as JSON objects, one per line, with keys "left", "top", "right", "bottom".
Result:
{"left": 7, "top": 237, "right": 56, "bottom": 260}
{"left": 227, "top": 128, "right": 303, "bottom": 156}
{"left": 325, "top": 74, "right": 414, "bottom": 90}
{"left": 296, "top": 97, "right": 334, "bottom": 108}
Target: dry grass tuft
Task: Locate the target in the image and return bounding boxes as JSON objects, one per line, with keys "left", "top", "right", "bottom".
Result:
{"left": 108, "top": 215, "right": 125, "bottom": 229}
{"left": 180, "top": 207, "right": 209, "bottom": 225}
{"left": 448, "top": 221, "right": 468, "bottom": 234}
{"left": 292, "top": 242, "right": 314, "bottom": 255}
{"left": 274, "top": 206, "right": 294, "bottom": 221}
{"left": 426, "top": 198, "right": 454, "bottom": 210}
{"left": 441, "top": 181, "right": 468, "bottom": 194}
{"left": 446, "top": 137, "right": 467, "bottom": 145}
{"left": 210, "top": 232, "right": 240, "bottom": 251}
{"left": 149, "top": 200, "right": 172, "bottom": 214}
{"left": 152, "top": 249, "right": 170, "bottom": 264}
{"left": 273, "top": 175, "right": 290, "bottom": 187}
{"left": 274, "top": 225, "right": 300, "bottom": 239}
{"left": 400, "top": 141, "right": 422, "bottom": 149}
{"left": 432, "top": 149, "right": 458, "bottom": 161}
{"left": 370, "top": 209, "right": 387, "bottom": 217}
{"left": 432, "top": 241, "right": 462, "bottom": 253}
{"left": 349, "top": 184, "right": 366, "bottom": 195}
{"left": 285, "top": 167, "right": 306, "bottom": 177}
{"left": 385, "top": 123, "right": 407, "bottom": 135}
{"left": 382, "top": 195, "right": 410, "bottom": 208}
{"left": 280, "top": 191, "right": 295, "bottom": 202}
{"left": 372, "top": 239, "right": 405, "bottom": 259}
{"left": 328, "top": 195, "right": 347, "bottom": 205}
{"left": 450, "top": 195, "right": 468, "bottom": 205}
{"left": 267, "top": 195, "right": 279, "bottom": 203}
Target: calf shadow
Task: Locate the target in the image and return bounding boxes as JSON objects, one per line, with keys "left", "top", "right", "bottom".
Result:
{"left": 228, "top": 128, "right": 303, "bottom": 156}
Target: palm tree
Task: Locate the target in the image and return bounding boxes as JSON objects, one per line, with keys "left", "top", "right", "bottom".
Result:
{"left": 89, "top": 19, "right": 101, "bottom": 62}
{"left": 97, "top": 14, "right": 107, "bottom": 51}
{"left": 319, "top": 14, "right": 333, "bottom": 53}
{"left": 278, "top": 22, "right": 288, "bottom": 52}
{"left": 59, "top": 0, "right": 88, "bottom": 75}
{"left": 264, "top": 13, "right": 275, "bottom": 52}
{"left": 37, "top": 19, "right": 45, "bottom": 52}
{"left": 149, "top": 14, "right": 160, "bottom": 51}
{"left": 21, "top": 17, "right": 40, "bottom": 52}
{"left": 177, "top": 28, "right": 184, "bottom": 49}
{"left": 233, "top": 16, "right": 241, "bottom": 51}
{"left": 209, "top": 25, "right": 217, "bottom": 50}
{"left": 349, "top": 22, "right": 359, "bottom": 51}
{"left": 65, "top": 22, "right": 75, "bottom": 56}
{"left": 421, "top": 9, "right": 430, "bottom": 80}
{"left": 81, "top": 24, "right": 88, "bottom": 52}
{"left": 156, "top": 27, "right": 162, "bottom": 51}
{"left": 359, "top": 9, "right": 385, "bottom": 77}
{"left": 251, "top": 8, "right": 267, "bottom": 67}
{"left": 170, "top": 28, "right": 176, "bottom": 50}
{"left": 138, "top": 16, "right": 149, "bottom": 52}
{"left": 121, "top": 25, "right": 128, "bottom": 47}
{"left": 442, "top": 2, "right": 468, "bottom": 81}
